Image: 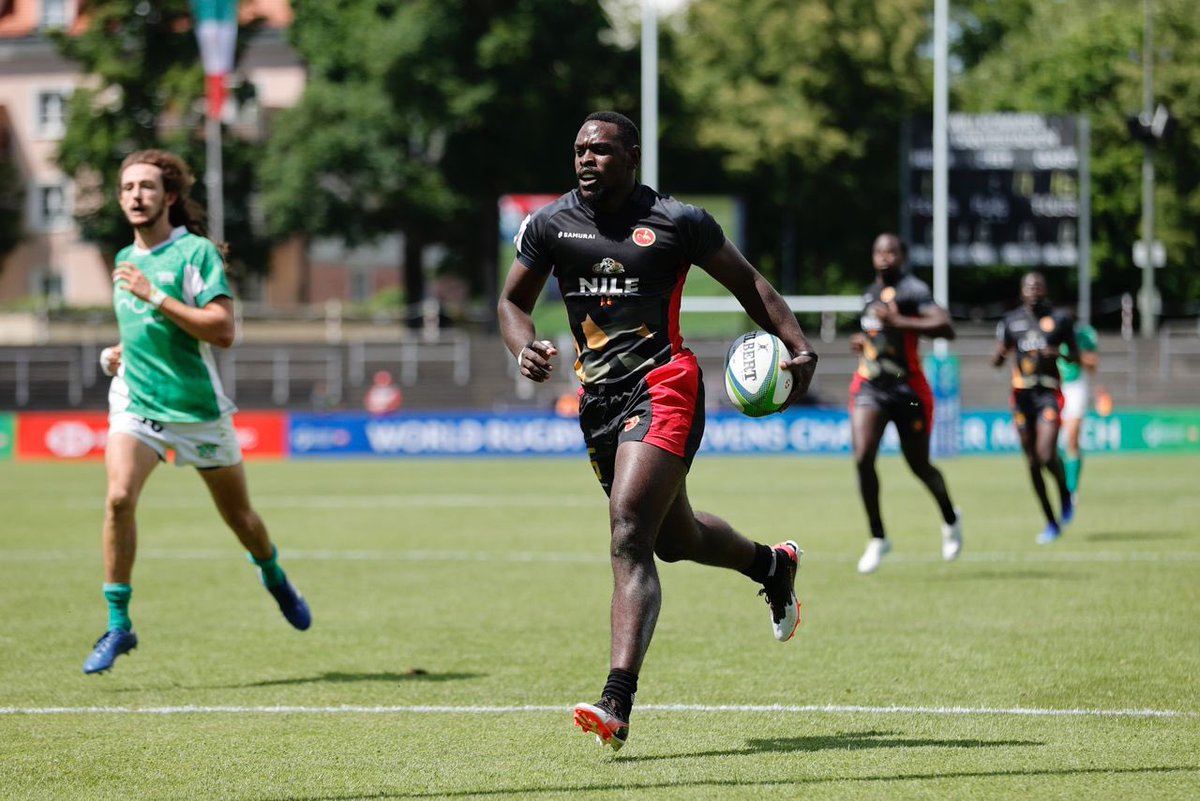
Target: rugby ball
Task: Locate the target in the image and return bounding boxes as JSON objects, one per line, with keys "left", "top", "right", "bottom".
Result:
{"left": 724, "top": 330, "right": 792, "bottom": 417}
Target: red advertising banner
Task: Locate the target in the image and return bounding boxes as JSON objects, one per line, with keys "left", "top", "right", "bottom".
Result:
{"left": 15, "top": 411, "right": 287, "bottom": 461}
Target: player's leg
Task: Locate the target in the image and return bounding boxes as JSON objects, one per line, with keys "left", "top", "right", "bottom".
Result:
{"left": 198, "top": 462, "right": 311, "bottom": 630}
{"left": 1035, "top": 411, "right": 1072, "bottom": 525}
{"left": 1060, "top": 379, "right": 1086, "bottom": 496}
{"left": 655, "top": 484, "right": 801, "bottom": 642}
{"left": 573, "top": 440, "right": 681, "bottom": 752}
{"left": 84, "top": 431, "right": 159, "bottom": 674}
{"left": 1019, "top": 417, "right": 1059, "bottom": 542}
{"left": 851, "top": 401, "right": 891, "bottom": 573}
{"left": 896, "top": 413, "right": 961, "bottom": 561}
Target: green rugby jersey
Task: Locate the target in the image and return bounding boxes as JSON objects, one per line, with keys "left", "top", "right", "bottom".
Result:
{"left": 110, "top": 227, "right": 237, "bottom": 422}
{"left": 1058, "top": 323, "right": 1097, "bottom": 384}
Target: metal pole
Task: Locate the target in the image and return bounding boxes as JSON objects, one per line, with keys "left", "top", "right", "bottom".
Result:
{"left": 1139, "top": 0, "right": 1156, "bottom": 339}
{"left": 932, "top": 0, "right": 949, "bottom": 356}
{"left": 640, "top": 0, "right": 659, "bottom": 190}
{"left": 1078, "top": 115, "right": 1092, "bottom": 325}
{"left": 205, "top": 113, "right": 224, "bottom": 244}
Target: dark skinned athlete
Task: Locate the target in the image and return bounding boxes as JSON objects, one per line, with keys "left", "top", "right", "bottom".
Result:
{"left": 498, "top": 111, "right": 817, "bottom": 752}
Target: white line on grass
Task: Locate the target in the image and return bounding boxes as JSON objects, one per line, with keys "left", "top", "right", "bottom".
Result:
{"left": 0, "top": 703, "right": 1191, "bottom": 718}
{"left": 3, "top": 548, "right": 1198, "bottom": 564}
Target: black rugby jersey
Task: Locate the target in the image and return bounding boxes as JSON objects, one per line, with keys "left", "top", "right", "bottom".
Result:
{"left": 857, "top": 273, "right": 936, "bottom": 383}
{"left": 514, "top": 185, "right": 725, "bottom": 386}
{"left": 996, "top": 306, "right": 1076, "bottom": 390}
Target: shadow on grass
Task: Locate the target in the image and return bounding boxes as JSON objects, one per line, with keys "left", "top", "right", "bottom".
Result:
{"left": 926, "top": 570, "right": 1091, "bottom": 582}
{"left": 619, "top": 728, "right": 1041, "bottom": 763}
{"left": 222, "top": 670, "right": 484, "bottom": 689}
{"left": 263, "top": 765, "right": 1197, "bottom": 800}
{"left": 1084, "top": 531, "right": 1188, "bottom": 543}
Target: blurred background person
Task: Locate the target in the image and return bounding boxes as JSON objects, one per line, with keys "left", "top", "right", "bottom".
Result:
{"left": 364, "top": 370, "right": 404, "bottom": 415}
{"left": 849, "top": 233, "right": 961, "bottom": 575}
{"left": 1058, "top": 317, "right": 1100, "bottom": 502}
{"left": 993, "top": 272, "right": 1079, "bottom": 544}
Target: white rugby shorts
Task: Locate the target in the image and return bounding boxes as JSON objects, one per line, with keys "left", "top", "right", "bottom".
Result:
{"left": 108, "top": 411, "right": 243, "bottom": 468}
{"left": 1060, "top": 377, "right": 1090, "bottom": 421}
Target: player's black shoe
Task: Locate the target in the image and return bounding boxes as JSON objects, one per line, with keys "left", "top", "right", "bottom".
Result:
{"left": 759, "top": 540, "right": 802, "bottom": 641}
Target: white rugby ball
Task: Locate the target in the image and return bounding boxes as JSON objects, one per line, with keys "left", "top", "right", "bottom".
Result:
{"left": 724, "top": 330, "right": 792, "bottom": 417}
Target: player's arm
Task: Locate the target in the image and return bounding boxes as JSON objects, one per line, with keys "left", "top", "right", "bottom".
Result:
{"left": 112, "top": 261, "right": 236, "bottom": 347}
{"left": 991, "top": 320, "right": 1011, "bottom": 368}
{"left": 1058, "top": 320, "right": 1080, "bottom": 364}
{"left": 848, "top": 333, "right": 867, "bottom": 354}
{"left": 498, "top": 258, "right": 558, "bottom": 383}
{"left": 873, "top": 301, "right": 955, "bottom": 340}
{"left": 701, "top": 239, "right": 817, "bottom": 403}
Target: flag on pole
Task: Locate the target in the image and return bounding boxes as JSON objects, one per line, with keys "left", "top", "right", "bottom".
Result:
{"left": 191, "top": 0, "right": 238, "bottom": 120}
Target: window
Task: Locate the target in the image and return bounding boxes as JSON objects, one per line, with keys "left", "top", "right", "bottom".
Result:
{"left": 35, "top": 90, "right": 70, "bottom": 139}
{"left": 35, "top": 183, "right": 71, "bottom": 231}
{"left": 39, "top": 0, "right": 73, "bottom": 29}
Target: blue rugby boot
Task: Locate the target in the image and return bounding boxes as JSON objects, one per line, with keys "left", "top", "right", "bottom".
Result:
{"left": 1037, "top": 523, "right": 1062, "bottom": 545}
{"left": 267, "top": 579, "right": 311, "bottom": 630}
{"left": 83, "top": 629, "right": 138, "bottom": 674}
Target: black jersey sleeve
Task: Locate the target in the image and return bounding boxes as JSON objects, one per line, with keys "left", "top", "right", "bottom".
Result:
{"left": 513, "top": 207, "right": 552, "bottom": 273}
{"left": 898, "top": 275, "right": 937, "bottom": 315}
{"left": 996, "top": 318, "right": 1012, "bottom": 347}
{"left": 668, "top": 200, "right": 726, "bottom": 265}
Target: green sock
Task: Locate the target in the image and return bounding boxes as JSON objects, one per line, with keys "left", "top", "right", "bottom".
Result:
{"left": 1064, "top": 456, "right": 1081, "bottom": 495}
{"left": 249, "top": 546, "right": 286, "bottom": 588}
{"left": 103, "top": 583, "right": 133, "bottom": 632}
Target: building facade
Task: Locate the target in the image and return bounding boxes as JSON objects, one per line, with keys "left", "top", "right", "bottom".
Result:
{"left": 0, "top": 0, "right": 304, "bottom": 307}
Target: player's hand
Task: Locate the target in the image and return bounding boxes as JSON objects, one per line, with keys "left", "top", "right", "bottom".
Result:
{"left": 517, "top": 339, "right": 558, "bottom": 383}
{"left": 848, "top": 333, "right": 867, "bottom": 354}
{"left": 780, "top": 349, "right": 818, "bottom": 408}
{"left": 112, "top": 262, "right": 153, "bottom": 301}
{"left": 870, "top": 302, "right": 898, "bottom": 326}
{"left": 99, "top": 343, "right": 123, "bottom": 377}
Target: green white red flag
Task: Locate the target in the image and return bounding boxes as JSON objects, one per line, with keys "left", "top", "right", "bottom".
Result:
{"left": 190, "top": 0, "right": 238, "bottom": 119}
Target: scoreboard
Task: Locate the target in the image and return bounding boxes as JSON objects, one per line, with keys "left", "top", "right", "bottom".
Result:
{"left": 903, "top": 114, "right": 1084, "bottom": 268}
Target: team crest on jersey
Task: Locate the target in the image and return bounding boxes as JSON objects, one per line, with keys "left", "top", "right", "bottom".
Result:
{"left": 623, "top": 415, "right": 641, "bottom": 432}
{"left": 632, "top": 227, "right": 656, "bottom": 247}
{"left": 592, "top": 258, "right": 625, "bottom": 275}
{"left": 880, "top": 286, "right": 896, "bottom": 304}
{"left": 1039, "top": 316, "right": 1055, "bottom": 332}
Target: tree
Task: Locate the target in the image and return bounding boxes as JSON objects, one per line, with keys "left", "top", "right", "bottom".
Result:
{"left": 261, "top": 0, "right": 635, "bottom": 317}
{"left": 954, "top": 0, "right": 1200, "bottom": 317}
{"left": 52, "top": 0, "right": 269, "bottom": 278}
{"left": 666, "top": 0, "right": 931, "bottom": 294}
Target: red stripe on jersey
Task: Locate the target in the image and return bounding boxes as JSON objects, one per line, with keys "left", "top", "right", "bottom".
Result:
{"left": 666, "top": 263, "right": 690, "bottom": 354}
{"left": 642, "top": 352, "right": 700, "bottom": 459}
{"left": 903, "top": 330, "right": 923, "bottom": 380}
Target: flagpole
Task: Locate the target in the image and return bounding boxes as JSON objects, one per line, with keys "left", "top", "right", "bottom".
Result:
{"left": 205, "top": 110, "right": 224, "bottom": 243}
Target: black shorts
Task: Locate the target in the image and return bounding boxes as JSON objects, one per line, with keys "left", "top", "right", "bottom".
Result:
{"left": 1010, "top": 386, "right": 1064, "bottom": 433}
{"left": 578, "top": 352, "right": 705, "bottom": 496}
{"left": 848, "top": 372, "right": 934, "bottom": 436}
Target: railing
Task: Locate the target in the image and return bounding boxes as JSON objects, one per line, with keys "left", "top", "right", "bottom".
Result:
{"left": 0, "top": 331, "right": 472, "bottom": 410}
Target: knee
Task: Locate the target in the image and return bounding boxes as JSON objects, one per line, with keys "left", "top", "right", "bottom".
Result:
{"left": 609, "top": 513, "right": 655, "bottom": 566}
{"left": 105, "top": 487, "right": 137, "bottom": 519}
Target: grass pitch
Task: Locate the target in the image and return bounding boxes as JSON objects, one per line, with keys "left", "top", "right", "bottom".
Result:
{"left": 0, "top": 453, "right": 1197, "bottom": 800}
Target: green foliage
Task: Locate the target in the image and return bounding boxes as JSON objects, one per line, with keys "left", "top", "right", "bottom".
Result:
{"left": 667, "top": 0, "right": 931, "bottom": 293}
{"left": 51, "top": 0, "right": 269, "bottom": 275}
{"left": 262, "top": 0, "right": 635, "bottom": 295}
{"left": 955, "top": 0, "right": 1200, "bottom": 314}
